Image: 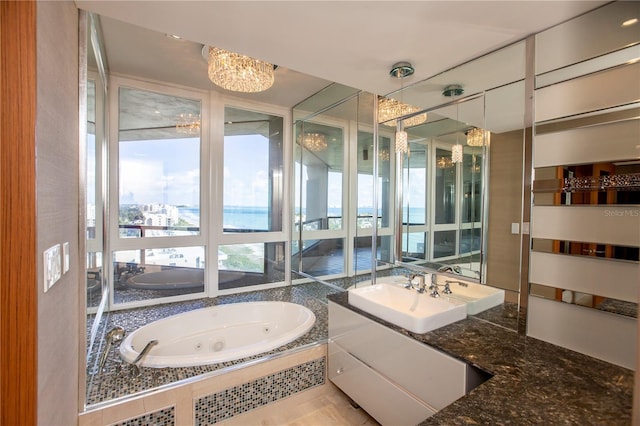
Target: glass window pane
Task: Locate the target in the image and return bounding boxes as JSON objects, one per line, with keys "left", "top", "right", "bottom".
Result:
{"left": 357, "top": 133, "right": 391, "bottom": 229}
{"left": 86, "top": 252, "right": 102, "bottom": 308}
{"left": 404, "top": 143, "right": 427, "bottom": 225}
{"left": 87, "top": 79, "right": 97, "bottom": 241}
{"left": 462, "top": 151, "right": 482, "bottom": 223}
{"left": 294, "top": 122, "right": 344, "bottom": 231}
{"left": 460, "top": 228, "right": 482, "bottom": 254}
{"left": 218, "top": 242, "right": 286, "bottom": 290}
{"left": 435, "top": 148, "right": 456, "bottom": 224}
{"left": 293, "top": 238, "right": 345, "bottom": 276}
{"left": 223, "top": 107, "right": 284, "bottom": 233}
{"left": 118, "top": 87, "right": 201, "bottom": 238}
{"left": 433, "top": 230, "right": 457, "bottom": 258}
{"left": 402, "top": 232, "right": 427, "bottom": 260}
{"left": 354, "top": 236, "right": 393, "bottom": 271}
{"left": 113, "top": 246, "right": 205, "bottom": 304}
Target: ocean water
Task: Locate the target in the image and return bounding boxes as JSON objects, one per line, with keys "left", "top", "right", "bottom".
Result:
{"left": 178, "top": 206, "right": 425, "bottom": 231}
{"left": 179, "top": 206, "right": 425, "bottom": 229}
{"left": 179, "top": 206, "right": 271, "bottom": 230}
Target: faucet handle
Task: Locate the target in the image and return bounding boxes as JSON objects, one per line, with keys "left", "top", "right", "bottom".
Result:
{"left": 442, "top": 283, "right": 452, "bottom": 294}
{"left": 404, "top": 274, "right": 415, "bottom": 289}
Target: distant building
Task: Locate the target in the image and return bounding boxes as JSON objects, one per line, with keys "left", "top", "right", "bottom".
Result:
{"left": 141, "top": 203, "right": 179, "bottom": 227}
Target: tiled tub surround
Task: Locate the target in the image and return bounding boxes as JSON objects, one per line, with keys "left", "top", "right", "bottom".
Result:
{"left": 79, "top": 344, "right": 327, "bottom": 426}
{"left": 86, "top": 283, "right": 335, "bottom": 405}
{"left": 328, "top": 292, "right": 634, "bottom": 425}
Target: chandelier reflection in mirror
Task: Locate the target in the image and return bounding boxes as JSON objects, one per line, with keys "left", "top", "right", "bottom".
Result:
{"left": 176, "top": 113, "right": 201, "bottom": 135}
{"left": 378, "top": 97, "right": 427, "bottom": 127}
{"left": 395, "top": 126, "right": 408, "bottom": 153}
{"left": 436, "top": 156, "right": 454, "bottom": 168}
{"left": 298, "top": 132, "right": 327, "bottom": 152}
{"left": 451, "top": 144, "right": 463, "bottom": 163}
{"left": 378, "top": 148, "right": 390, "bottom": 161}
{"left": 205, "top": 46, "right": 275, "bottom": 93}
{"left": 466, "top": 127, "right": 490, "bottom": 146}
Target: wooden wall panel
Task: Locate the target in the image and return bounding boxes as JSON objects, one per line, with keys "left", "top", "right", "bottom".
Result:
{"left": 485, "top": 129, "right": 523, "bottom": 293}
{"left": 0, "top": 2, "right": 38, "bottom": 425}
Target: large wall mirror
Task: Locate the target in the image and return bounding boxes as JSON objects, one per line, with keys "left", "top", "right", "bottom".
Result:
{"left": 388, "top": 40, "right": 527, "bottom": 294}
{"left": 293, "top": 41, "right": 528, "bottom": 301}
{"left": 292, "top": 87, "right": 391, "bottom": 280}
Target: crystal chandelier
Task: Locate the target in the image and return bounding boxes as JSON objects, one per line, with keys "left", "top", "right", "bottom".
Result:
{"left": 395, "top": 129, "right": 408, "bottom": 154}
{"left": 378, "top": 149, "right": 390, "bottom": 161}
{"left": 206, "top": 47, "right": 274, "bottom": 93}
{"left": 176, "top": 113, "right": 201, "bottom": 135}
{"left": 466, "top": 127, "right": 490, "bottom": 146}
{"left": 436, "top": 156, "right": 454, "bottom": 168}
{"left": 298, "top": 132, "right": 327, "bottom": 152}
{"left": 378, "top": 97, "right": 427, "bottom": 127}
{"left": 451, "top": 144, "right": 463, "bottom": 163}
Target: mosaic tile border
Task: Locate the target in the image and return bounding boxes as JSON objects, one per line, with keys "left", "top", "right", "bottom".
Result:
{"left": 193, "top": 357, "right": 325, "bottom": 425}
{"left": 110, "top": 406, "right": 175, "bottom": 426}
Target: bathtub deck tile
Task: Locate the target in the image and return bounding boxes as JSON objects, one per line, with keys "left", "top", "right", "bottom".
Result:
{"left": 86, "top": 284, "right": 330, "bottom": 406}
{"left": 193, "top": 357, "right": 326, "bottom": 426}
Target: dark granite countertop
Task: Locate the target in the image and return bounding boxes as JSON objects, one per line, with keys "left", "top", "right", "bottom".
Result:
{"left": 327, "top": 292, "right": 634, "bottom": 425}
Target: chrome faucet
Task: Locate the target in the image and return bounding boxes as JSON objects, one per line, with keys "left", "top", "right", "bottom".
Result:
{"left": 130, "top": 339, "right": 158, "bottom": 378}
{"left": 445, "top": 279, "right": 468, "bottom": 288}
{"left": 415, "top": 275, "right": 427, "bottom": 293}
{"left": 98, "top": 326, "right": 125, "bottom": 372}
{"left": 437, "top": 265, "right": 462, "bottom": 274}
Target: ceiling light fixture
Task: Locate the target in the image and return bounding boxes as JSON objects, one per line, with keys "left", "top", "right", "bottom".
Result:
{"left": 298, "top": 132, "right": 327, "bottom": 152}
{"left": 442, "top": 84, "right": 464, "bottom": 97}
{"left": 451, "top": 143, "right": 463, "bottom": 163}
{"left": 204, "top": 46, "right": 275, "bottom": 93}
{"left": 379, "top": 62, "right": 427, "bottom": 130}
{"left": 443, "top": 84, "right": 464, "bottom": 163}
{"left": 395, "top": 128, "right": 408, "bottom": 154}
{"left": 378, "top": 97, "right": 428, "bottom": 127}
{"left": 621, "top": 18, "right": 638, "bottom": 27}
{"left": 176, "top": 113, "right": 201, "bottom": 135}
{"left": 382, "top": 62, "right": 426, "bottom": 154}
{"left": 466, "top": 127, "right": 490, "bottom": 146}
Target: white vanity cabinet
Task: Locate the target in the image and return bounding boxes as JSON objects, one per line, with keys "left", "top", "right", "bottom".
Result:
{"left": 328, "top": 301, "right": 484, "bottom": 425}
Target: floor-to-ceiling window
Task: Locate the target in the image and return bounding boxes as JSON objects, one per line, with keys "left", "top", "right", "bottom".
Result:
{"left": 217, "top": 105, "right": 288, "bottom": 291}
{"left": 292, "top": 119, "right": 347, "bottom": 277}
{"left": 110, "top": 79, "right": 207, "bottom": 306}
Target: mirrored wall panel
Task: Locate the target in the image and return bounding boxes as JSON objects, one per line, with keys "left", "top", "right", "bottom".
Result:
{"left": 530, "top": 1, "right": 640, "bottom": 325}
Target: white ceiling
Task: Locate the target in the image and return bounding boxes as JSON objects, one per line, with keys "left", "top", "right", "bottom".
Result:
{"left": 76, "top": 0, "right": 610, "bottom": 108}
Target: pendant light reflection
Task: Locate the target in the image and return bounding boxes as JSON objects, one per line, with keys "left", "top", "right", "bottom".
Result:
{"left": 298, "top": 132, "right": 327, "bottom": 152}
{"left": 466, "top": 127, "right": 490, "bottom": 146}
{"left": 451, "top": 143, "right": 463, "bottom": 163}
{"left": 395, "top": 124, "right": 408, "bottom": 154}
{"left": 176, "top": 113, "right": 201, "bottom": 135}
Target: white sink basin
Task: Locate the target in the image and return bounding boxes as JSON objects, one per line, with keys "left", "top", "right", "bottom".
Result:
{"left": 444, "top": 281, "right": 505, "bottom": 315}
{"left": 348, "top": 283, "right": 467, "bottom": 334}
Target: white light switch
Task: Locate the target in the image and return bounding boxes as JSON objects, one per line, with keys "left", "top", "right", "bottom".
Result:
{"left": 511, "top": 223, "right": 520, "bottom": 235}
{"left": 62, "top": 242, "right": 70, "bottom": 273}
{"left": 43, "top": 244, "right": 62, "bottom": 292}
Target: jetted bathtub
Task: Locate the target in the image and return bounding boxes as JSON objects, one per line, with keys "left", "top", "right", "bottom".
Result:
{"left": 119, "top": 301, "right": 316, "bottom": 368}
